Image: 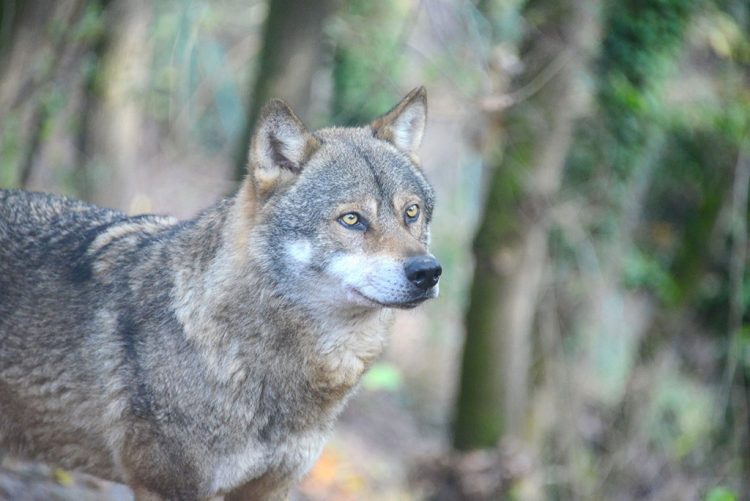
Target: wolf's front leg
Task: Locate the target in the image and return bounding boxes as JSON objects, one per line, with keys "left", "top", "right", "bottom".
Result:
{"left": 132, "top": 485, "right": 165, "bottom": 501}
{"left": 225, "top": 478, "right": 291, "bottom": 501}
{"left": 133, "top": 486, "right": 224, "bottom": 501}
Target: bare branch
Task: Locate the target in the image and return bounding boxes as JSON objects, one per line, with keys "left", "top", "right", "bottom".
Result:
{"left": 478, "top": 48, "right": 576, "bottom": 112}
{"left": 724, "top": 137, "right": 750, "bottom": 398}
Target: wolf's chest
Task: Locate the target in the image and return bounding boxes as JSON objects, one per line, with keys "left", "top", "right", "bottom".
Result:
{"left": 209, "top": 429, "right": 327, "bottom": 494}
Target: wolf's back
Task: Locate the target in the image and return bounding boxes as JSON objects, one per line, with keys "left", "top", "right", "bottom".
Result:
{"left": 0, "top": 189, "right": 129, "bottom": 276}
{"left": 0, "top": 189, "right": 130, "bottom": 311}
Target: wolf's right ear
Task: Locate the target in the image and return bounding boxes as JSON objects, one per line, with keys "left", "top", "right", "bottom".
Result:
{"left": 370, "top": 87, "right": 427, "bottom": 161}
{"left": 247, "top": 99, "right": 320, "bottom": 201}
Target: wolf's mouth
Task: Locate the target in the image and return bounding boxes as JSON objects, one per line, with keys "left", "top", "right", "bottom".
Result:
{"left": 348, "top": 288, "right": 430, "bottom": 310}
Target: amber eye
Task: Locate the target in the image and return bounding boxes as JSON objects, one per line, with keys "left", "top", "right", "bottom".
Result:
{"left": 405, "top": 204, "right": 420, "bottom": 222}
{"left": 341, "top": 213, "right": 359, "bottom": 225}
{"left": 338, "top": 212, "right": 367, "bottom": 231}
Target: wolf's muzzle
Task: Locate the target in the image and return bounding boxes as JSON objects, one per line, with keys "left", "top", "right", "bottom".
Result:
{"left": 404, "top": 255, "right": 442, "bottom": 291}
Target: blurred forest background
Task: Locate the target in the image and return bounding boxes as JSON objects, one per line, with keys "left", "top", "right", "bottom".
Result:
{"left": 0, "top": 0, "right": 749, "bottom": 499}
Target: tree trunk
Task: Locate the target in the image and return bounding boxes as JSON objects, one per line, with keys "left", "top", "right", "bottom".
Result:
{"left": 74, "top": 0, "right": 112, "bottom": 201}
{"left": 453, "top": 0, "right": 600, "bottom": 448}
{"left": 85, "top": 0, "right": 151, "bottom": 210}
{"left": 0, "top": 0, "right": 86, "bottom": 188}
{"left": 233, "top": 0, "right": 337, "bottom": 181}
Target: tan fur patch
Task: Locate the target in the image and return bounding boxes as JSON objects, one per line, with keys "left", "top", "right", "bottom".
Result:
{"left": 229, "top": 188, "right": 255, "bottom": 267}
{"left": 88, "top": 218, "right": 177, "bottom": 256}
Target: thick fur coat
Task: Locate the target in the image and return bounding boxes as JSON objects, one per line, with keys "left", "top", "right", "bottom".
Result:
{"left": 0, "top": 88, "right": 439, "bottom": 500}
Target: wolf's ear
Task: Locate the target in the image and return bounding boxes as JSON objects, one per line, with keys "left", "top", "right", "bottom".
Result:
{"left": 371, "top": 87, "right": 427, "bottom": 158}
{"left": 248, "top": 99, "right": 320, "bottom": 200}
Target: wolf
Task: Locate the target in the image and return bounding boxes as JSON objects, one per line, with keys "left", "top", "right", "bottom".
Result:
{"left": 0, "top": 87, "right": 440, "bottom": 500}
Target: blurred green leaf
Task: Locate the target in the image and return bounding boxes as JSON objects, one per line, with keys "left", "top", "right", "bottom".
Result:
{"left": 72, "top": 2, "right": 105, "bottom": 44}
{"left": 362, "top": 363, "right": 403, "bottom": 392}
{"left": 622, "top": 247, "right": 679, "bottom": 303}
{"left": 705, "top": 487, "right": 737, "bottom": 501}
{"left": 646, "top": 373, "right": 714, "bottom": 460}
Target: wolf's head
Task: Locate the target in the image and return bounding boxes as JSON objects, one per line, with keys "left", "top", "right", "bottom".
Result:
{"left": 241, "top": 87, "right": 440, "bottom": 312}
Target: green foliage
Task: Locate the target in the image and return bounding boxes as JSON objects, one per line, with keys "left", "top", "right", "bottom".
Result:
{"left": 664, "top": 83, "right": 750, "bottom": 143}
{"left": 329, "top": 0, "right": 408, "bottom": 125}
{"left": 564, "top": 0, "right": 702, "bottom": 224}
{"left": 622, "top": 248, "right": 679, "bottom": 302}
{"left": 552, "top": 2, "right": 750, "bottom": 491}
{"left": 705, "top": 486, "right": 738, "bottom": 501}
{"left": 735, "top": 327, "right": 750, "bottom": 376}
{"left": 702, "top": 8, "right": 750, "bottom": 64}
{"left": 71, "top": 1, "right": 107, "bottom": 45}
{"left": 601, "top": 0, "right": 699, "bottom": 86}
{"left": 362, "top": 362, "right": 403, "bottom": 392}
{"left": 645, "top": 372, "right": 715, "bottom": 460}
{"left": 636, "top": 125, "right": 737, "bottom": 310}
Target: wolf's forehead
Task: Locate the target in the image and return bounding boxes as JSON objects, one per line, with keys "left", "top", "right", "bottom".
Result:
{"left": 308, "top": 131, "right": 433, "bottom": 202}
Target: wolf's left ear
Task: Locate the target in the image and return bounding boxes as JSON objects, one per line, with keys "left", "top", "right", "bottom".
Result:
{"left": 371, "top": 87, "right": 427, "bottom": 160}
{"left": 248, "top": 99, "right": 320, "bottom": 201}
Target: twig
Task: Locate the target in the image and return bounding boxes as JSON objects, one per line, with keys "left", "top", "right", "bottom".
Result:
{"left": 722, "top": 138, "right": 750, "bottom": 494}
{"left": 724, "top": 137, "right": 749, "bottom": 394}
{"left": 18, "top": 106, "right": 47, "bottom": 187}
{"left": 479, "top": 48, "right": 576, "bottom": 112}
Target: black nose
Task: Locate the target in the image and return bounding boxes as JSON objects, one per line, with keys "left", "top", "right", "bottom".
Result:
{"left": 404, "top": 255, "right": 442, "bottom": 291}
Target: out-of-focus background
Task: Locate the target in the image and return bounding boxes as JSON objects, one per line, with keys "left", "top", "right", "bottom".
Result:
{"left": 0, "top": 0, "right": 748, "bottom": 499}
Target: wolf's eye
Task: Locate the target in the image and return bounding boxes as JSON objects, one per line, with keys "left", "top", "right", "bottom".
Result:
{"left": 339, "top": 212, "right": 366, "bottom": 231}
{"left": 405, "top": 204, "right": 420, "bottom": 223}
{"left": 341, "top": 213, "right": 359, "bottom": 225}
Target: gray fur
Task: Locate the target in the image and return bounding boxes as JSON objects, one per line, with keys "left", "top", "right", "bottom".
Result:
{"left": 0, "top": 88, "right": 438, "bottom": 500}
